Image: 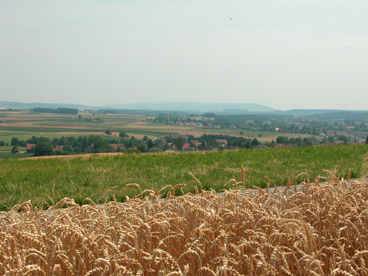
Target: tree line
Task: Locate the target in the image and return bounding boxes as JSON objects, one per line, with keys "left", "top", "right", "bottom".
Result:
{"left": 32, "top": 107, "right": 79, "bottom": 114}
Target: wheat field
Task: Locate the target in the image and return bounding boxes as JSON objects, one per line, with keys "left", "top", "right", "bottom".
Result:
{"left": 1, "top": 170, "right": 368, "bottom": 275}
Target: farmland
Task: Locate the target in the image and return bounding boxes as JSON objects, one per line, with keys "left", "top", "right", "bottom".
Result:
{"left": 0, "top": 110, "right": 318, "bottom": 147}
{"left": 1, "top": 110, "right": 368, "bottom": 275}
{"left": 0, "top": 111, "right": 169, "bottom": 143}
{"left": 0, "top": 144, "right": 367, "bottom": 211}
{"left": 1, "top": 173, "right": 368, "bottom": 275}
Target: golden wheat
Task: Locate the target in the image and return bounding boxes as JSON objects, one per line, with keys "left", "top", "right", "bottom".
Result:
{"left": 1, "top": 170, "right": 368, "bottom": 275}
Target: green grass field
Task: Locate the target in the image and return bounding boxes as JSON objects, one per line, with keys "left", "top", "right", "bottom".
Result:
{"left": 0, "top": 144, "right": 367, "bottom": 211}
{"left": 0, "top": 152, "right": 33, "bottom": 159}
{"left": 0, "top": 146, "right": 26, "bottom": 151}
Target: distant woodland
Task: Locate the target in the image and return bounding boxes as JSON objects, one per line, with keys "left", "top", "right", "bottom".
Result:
{"left": 31, "top": 107, "right": 79, "bottom": 114}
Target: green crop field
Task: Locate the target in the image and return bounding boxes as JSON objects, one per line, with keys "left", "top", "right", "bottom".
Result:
{"left": 0, "top": 144, "right": 367, "bottom": 211}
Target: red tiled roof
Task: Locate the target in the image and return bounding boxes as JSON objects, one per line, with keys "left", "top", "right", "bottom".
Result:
{"left": 109, "top": 144, "right": 126, "bottom": 150}
{"left": 215, "top": 139, "right": 228, "bottom": 144}
{"left": 55, "top": 145, "right": 64, "bottom": 151}
{"left": 26, "top": 144, "right": 36, "bottom": 150}
{"left": 275, "top": 143, "right": 293, "bottom": 148}
{"left": 172, "top": 143, "right": 191, "bottom": 150}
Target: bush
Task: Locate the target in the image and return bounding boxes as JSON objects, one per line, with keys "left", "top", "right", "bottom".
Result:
{"left": 11, "top": 146, "right": 19, "bottom": 154}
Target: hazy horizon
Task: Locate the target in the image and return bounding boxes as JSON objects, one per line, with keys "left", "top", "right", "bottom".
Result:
{"left": 1, "top": 1, "right": 368, "bottom": 110}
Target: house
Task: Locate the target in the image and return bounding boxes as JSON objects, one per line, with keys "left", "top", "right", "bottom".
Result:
{"left": 55, "top": 145, "right": 64, "bottom": 151}
{"left": 109, "top": 144, "right": 126, "bottom": 150}
{"left": 215, "top": 139, "right": 228, "bottom": 147}
{"left": 274, "top": 144, "right": 293, "bottom": 148}
{"left": 201, "top": 146, "right": 214, "bottom": 151}
{"left": 254, "top": 145, "right": 269, "bottom": 149}
{"left": 158, "top": 138, "right": 167, "bottom": 148}
{"left": 212, "top": 125, "right": 221, "bottom": 129}
{"left": 196, "top": 123, "right": 203, "bottom": 127}
{"left": 26, "top": 144, "right": 36, "bottom": 151}
{"left": 183, "top": 122, "right": 190, "bottom": 125}
{"left": 168, "top": 121, "right": 174, "bottom": 124}
{"left": 175, "top": 121, "right": 183, "bottom": 125}
{"left": 189, "top": 122, "right": 196, "bottom": 126}
{"left": 172, "top": 143, "right": 191, "bottom": 150}
{"left": 190, "top": 140, "right": 201, "bottom": 147}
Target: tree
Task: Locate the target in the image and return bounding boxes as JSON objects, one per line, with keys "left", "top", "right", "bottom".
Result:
{"left": 11, "top": 138, "right": 20, "bottom": 146}
{"left": 173, "top": 137, "right": 185, "bottom": 150}
{"left": 203, "top": 112, "right": 216, "bottom": 118}
{"left": 78, "top": 115, "right": 82, "bottom": 121}
{"left": 366, "top": 136, "right": 368, "bottom": 144}
{"left": 34, "top": 142, "right": 54, "bottom": 156}
{"left": 337, "top": 135, "right": 348, "bottom": 144}
{"left": 276, "top": 136, "right": 288, "bottom": 144}
{"left": 119, "top": 131, "right": 128, "bottom": 138}
{"left": 0, "top": 141, "right": 5, "bottom": 146}
{"left": 59, "top": 136, "right": 65, "bottom": 145}
{"left": 11, "top": 146, "right": 19, "bottom": 154}
{"left": 188, "top": 135, "right": 196, "bottom": 140}
{"left": 304, "top": 139, "right": 313, "bottom": 146}
{"left": 147, "top": 139, "right": 153, "bottom": 149}
{"left": 63, "top": 145, "right": 73, "bottom": 152}
{"left": 137, "top": 144, "right": 147, "bottom": 153}
{"left": 93, "top": 139, "right": 111, "bottom": 152}
{"left": 105, "top": 129, "right": 112, "bottom": 136}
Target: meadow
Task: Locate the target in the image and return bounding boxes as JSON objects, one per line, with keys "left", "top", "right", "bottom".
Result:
{"left": 0, "top": 144, "right": 367, "bottom": 211}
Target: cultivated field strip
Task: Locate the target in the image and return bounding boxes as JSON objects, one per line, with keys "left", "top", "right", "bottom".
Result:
{"left": 1, "top": 174, "right": 368, "bottom": 275}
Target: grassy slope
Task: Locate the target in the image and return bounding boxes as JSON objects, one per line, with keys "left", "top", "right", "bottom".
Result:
{"left": 0, "top": 144, "right": 367, "bottom": 210}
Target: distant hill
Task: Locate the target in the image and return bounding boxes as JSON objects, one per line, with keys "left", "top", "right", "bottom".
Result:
{"left": 0, "top": 101, "right": 94, "bottom": 110}
{"left": 275, "top": 109, "right": 368, "bottom": 115}
{"left": 101, "top": 102, "right": 275, "bottom": 113}
{"left": 0, "top": 101, "right": 275, "bottom": 114}
{"left": 2, "top": 101, "right": 367, "bottom": 116}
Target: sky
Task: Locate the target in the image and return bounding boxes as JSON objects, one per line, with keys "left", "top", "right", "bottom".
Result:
{"left": 1, "top": 0, "right": 368, "bottom": 110}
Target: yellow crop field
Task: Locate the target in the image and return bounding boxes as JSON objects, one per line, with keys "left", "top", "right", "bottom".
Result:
{"left": 1, "top": 171, "right": 368, "bottom": 275}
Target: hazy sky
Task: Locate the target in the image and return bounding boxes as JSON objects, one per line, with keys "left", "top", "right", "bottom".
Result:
{"left": 1, "top": 1, "right": 368, "bottom": 110}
